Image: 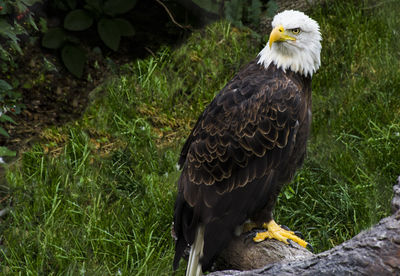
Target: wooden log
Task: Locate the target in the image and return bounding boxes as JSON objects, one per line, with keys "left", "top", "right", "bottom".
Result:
{"left": 213, "top": 231, "right": 314, "bottom": 271}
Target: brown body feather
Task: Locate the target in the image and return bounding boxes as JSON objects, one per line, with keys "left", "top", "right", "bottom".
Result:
{"left": 173, "top": 59, "right": 312, "bottom": 271}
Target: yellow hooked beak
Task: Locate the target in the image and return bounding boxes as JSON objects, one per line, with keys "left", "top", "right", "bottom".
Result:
{"left": 269, "top": 25, "right": 296, "bottom": 48}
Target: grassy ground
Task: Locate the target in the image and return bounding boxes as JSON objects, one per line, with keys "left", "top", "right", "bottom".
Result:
{"left": 2, "top": 0, "right": 400, "bottom": 274}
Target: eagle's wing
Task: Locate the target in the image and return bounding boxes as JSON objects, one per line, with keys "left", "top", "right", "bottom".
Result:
{"left": 179, "top": 63, "right": 306, "bottom": 209}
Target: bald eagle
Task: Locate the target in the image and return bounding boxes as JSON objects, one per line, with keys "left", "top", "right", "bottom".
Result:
{"left": 173, "top": 10, "right": 322, "bottom": 275}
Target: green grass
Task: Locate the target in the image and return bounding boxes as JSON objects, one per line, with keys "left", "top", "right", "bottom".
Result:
{"left": 2, "top": 0, "right": 400, "bottom": 274}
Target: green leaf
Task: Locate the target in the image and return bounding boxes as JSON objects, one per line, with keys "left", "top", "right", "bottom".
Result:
{"left": 0, "top": 114, "right": 16, "bottom": 124}
{"left": 103, "top": 0, "right": 138, "bottom": 16}
{"left": 61, "top": 44, "right": 86, "bottom": 78}
{"left": 0, "top": 0, "right": 7, "bottom": 14}
{"left": 114, "top": 18, "right": 135, "bottom": 36}
{"left": 0, "top": 146, "right": 16, "bottom": 157}
{"left": 0, "top": 79, "right": 12, "bottom": 92}
{"left": 14, "top": 1, "right": 26, "bottom": 13}
{"left": 42, "top": 28, "right": 66, "bottom": 49}
{"left": 9, "top": 39, "right": 23, "bottom": 55}
{"left": 85, "top": 0, "right": 103, "bottom": 14}
{"left": 0, "top": 127, "right": 10, "bottom": 137}
{"left": 0, "top": 19, "right": 17, "bottom": 37}
{"left": 64, "top": 9, "right": 94, "bottom": 31}
{"left": 97, "top": 18, "right": 121, "bottom": 51}
{"left": 43, "top": 57, "right": 58, "bottom": 72}
{"left": 27, "top": 14, "right": 38, "bottom": 31}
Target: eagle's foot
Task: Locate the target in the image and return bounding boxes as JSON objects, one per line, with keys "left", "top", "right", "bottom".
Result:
{"left": 252, "top": 220, "right": 309, "bottom": 249}
{"left": 281, "top": 224, "right": 305, "bottom": 239}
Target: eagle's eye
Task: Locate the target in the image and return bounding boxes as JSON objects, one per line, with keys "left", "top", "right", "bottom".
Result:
{"left": 291, "top": 28, "right": 301, "bottom": 34}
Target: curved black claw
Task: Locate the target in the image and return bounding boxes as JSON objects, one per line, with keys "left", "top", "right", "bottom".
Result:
{"left": 294, "top": 231, "right": 304, "bottom": 239}
{"left": 244, "top": 228, "right": 264, "bottom": 243}
{"left": 287, "top": 239, "right": 294, "bottom": 248}
{"left": 306, "top": 243, "right": 314, "bottom": 253}
{"left": 280, "top": 224, "right": 291, "bottom": 231}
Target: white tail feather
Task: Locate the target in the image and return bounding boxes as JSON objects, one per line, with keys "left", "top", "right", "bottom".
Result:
{"left": 186, "top": 225, "right": 205, "bottom": 276}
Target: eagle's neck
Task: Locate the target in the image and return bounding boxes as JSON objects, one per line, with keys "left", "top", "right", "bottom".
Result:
{"left": 263, "top": 63, "right": 312, "bottom": 93}
{"left": 257, "top": 43, "right": 320, "bottom": 78}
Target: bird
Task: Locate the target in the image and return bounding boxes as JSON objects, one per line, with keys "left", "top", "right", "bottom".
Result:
{"left": 172, "top": 10, "right": 322, "bottom": 275}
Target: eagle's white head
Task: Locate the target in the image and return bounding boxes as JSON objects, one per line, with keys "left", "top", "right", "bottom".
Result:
{"left": 258, "top": 10, "right": 322, "bottom": 77}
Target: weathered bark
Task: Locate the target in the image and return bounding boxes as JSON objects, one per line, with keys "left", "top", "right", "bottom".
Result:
{"left": 210, "top": 176, "right": 400, "bottom": 275}
{"left": 213, "top": 232, "right": 314, "bottom": 271}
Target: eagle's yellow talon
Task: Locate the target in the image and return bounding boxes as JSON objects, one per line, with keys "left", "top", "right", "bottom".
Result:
{"left": 253, "top": 231, "right": 272, "bottom": 242}
{"left": 252, "top": 220, "right": 308, "bottom": 248}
